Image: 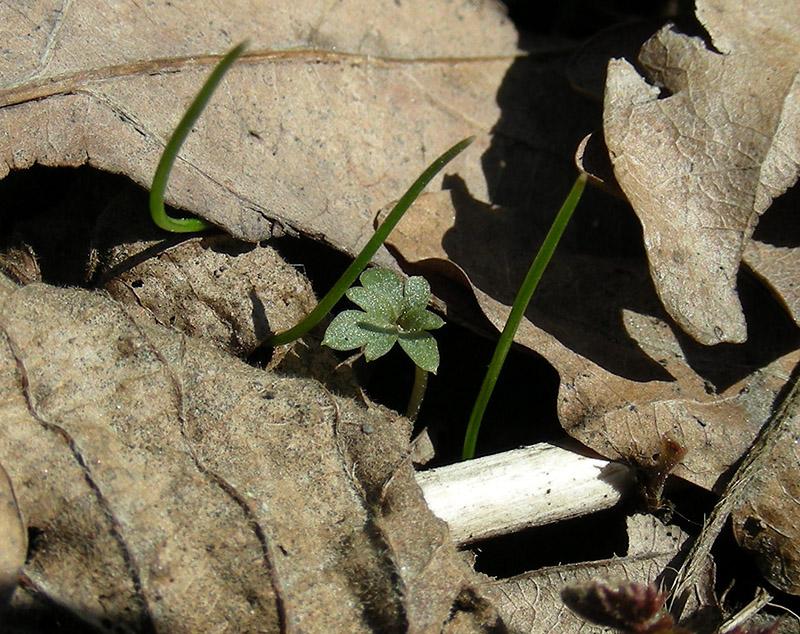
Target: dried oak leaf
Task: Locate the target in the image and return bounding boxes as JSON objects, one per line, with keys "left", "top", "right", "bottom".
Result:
{"left": 386, "top": 189, "right": 800, "bottom": 493}
{"left": 0, "top": 272, "right": 501, "bottom": 633}
{"left": 100, "top": 234, "right": 316, "bottom": 358}
{"left": 486, "top": 514, "right": 717, "bottom": 634}
{"left": 744, "top": 239, "right": 800, "bottom": 327}
{"left": 0, "top": 0, "right": 516, "bottom": 259}
{"left": 0, "top": 461, "right": 25, "bottom": 609}
{"left": 731, "top": 376, "right": 800, "bottom": 595}
{"left": 603, "top": 0, "right": 800, "bottom": 345}
{"left": 89, "top": 185, "right": 318, "bottom": 359}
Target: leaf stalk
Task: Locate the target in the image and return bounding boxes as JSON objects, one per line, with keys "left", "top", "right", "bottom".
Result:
{"left": 406, "top": 364, "right": 429, "bottom": 422}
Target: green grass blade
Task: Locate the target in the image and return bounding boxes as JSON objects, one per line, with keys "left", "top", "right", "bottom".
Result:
{"left": 266, "top": 136, "right": 474, "bottom": 347}
{"left": 461, "top": 173, "right": 587, "bottom": 460}
{"left": 150, "top": 42, "right": 248, "bottom": 232}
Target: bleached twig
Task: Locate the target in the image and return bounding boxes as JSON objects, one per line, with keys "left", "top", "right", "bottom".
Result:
{"left": 415, "top": 443, "right": 634, "bottom": 545}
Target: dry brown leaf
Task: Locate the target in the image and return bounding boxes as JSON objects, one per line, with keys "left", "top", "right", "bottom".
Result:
{"left": 1, "top": 0, "right": 518, "bottom": 77}
{"left": 101, "top": 234, "right": 315, "bottom": 356}
{"left": 89, "top": 187, "right": 317, "bottom": 358}
{"left": 603, "top": 0, "right": 800, "bottom": 345}
{"left": 0, "top": 272, "right": 501, "bottom": 632}
{"left": 487, "top": 514, "right": 717, "bottom": 633}
{"left": 731, "top": 373, "right": 800, "bottom": 595}
{"left": 0, "top": 0, "right": 519, "bottom": 258}
{"left": 0, "top": 461, "right": 25, "bottom": 609}
{"left": 745, "top": 239, "right": 800, "bottom": 326}
{"left": 386, "top": 189, "right": 800, "bottom": 493}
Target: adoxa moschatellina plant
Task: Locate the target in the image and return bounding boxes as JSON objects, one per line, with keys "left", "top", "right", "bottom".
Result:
{"left": 148, "top": 41, "right": 471, "bottom": 418}
{"left": 322, "top": 268, "right": 444, "bottom": 420}
{"left": 149, "top": 42, "right": 588, "bottom": 439}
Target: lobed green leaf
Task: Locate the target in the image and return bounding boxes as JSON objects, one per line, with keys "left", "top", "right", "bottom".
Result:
{"left": 324, "top": 267, "right": 443, "bottom": 370}
{"left": 362, "top": 329, "right": 399, "bottom": 361}
{"left": 403, "top": 276, "right": 432, "bottom": 311}
{"left": 399, "top": 308, "right": 444, "bottom": 332}
{"left": 398, "top": 332, "right": 440, "bottom": 373}
{"left": 322, "top": 310, "right": 372, "bottom": 351}
{"left": 358, "top": 269, "right": 404, "bottom": 316}
{"left": 346, "top": 285, "right": 395, "bottom": 322}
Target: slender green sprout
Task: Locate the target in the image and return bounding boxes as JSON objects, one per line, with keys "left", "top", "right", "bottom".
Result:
{"left": 266, "top": 136, "right": 474, "bottom": 347}
{"left": 406, "top": 364, "right": 430, "bottom": 422}
{"left": 461, "top": 173, "right": 587, "bottom": 460}
{"left": 150, "top": 41, "right": 248, "bottom": 232}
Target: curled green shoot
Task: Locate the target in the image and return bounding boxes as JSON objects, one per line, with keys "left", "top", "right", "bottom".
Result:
{"left": 266, "top": 136, "right": 474, "bottom": 348}
{"left": 461, "top": 173, "right": 587, "bottom": 460}
{"left": 150, "top": 41, "right": 248, "bottom": 232}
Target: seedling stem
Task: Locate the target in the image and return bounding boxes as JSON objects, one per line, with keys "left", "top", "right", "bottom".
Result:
{"left": 406, "top": 364, "right": 429, "bottom": 422}
{"left": 462, "top": 174, "right": 587, "bottom": 460}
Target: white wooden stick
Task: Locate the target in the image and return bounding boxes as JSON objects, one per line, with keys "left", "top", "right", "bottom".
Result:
{"left": 415, "top": 443, "right": 634, "bottom": 545}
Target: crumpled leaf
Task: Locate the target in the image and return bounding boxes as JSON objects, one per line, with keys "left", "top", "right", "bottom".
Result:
{"left": 603, "top": 0, "right": 800, "bottom": 345}
{"left": 486, "top": 514, "right": 718, "bottom": 633}
{"left": 101, "top": 234, "right": 316, "bottom": 356}
{"left": 0, "top": 461, "right": 25, "bottom": 609}
{"left": 0, "top": 272, "right": 500, "bottom": 632}
{"left": 385, "top": 189, "right": 800, "bottom": 493}
{"left": 0, "top": 0, "right": 517, "bottom": 261}
{"left": 731, "top": 374, "right": 800, "bottom": 595}
{"left": 90, "top": 185, "right": 318, "bottom": 358}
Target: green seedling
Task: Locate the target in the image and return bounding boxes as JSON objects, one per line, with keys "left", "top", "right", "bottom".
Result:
{"left": 146, "top": 42, "right": 472, "bottom": 353}
{"left": 150, "top": 42, "right": 248, "bottom": 232}
{"left": 265, "top": 136, "right": 472, "bottom": 347}
{"left": 462, "top": 173, "right": 587, "bottom": 460}
{"left": 323, "top": 268, "right": 444, "bottom": 421}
